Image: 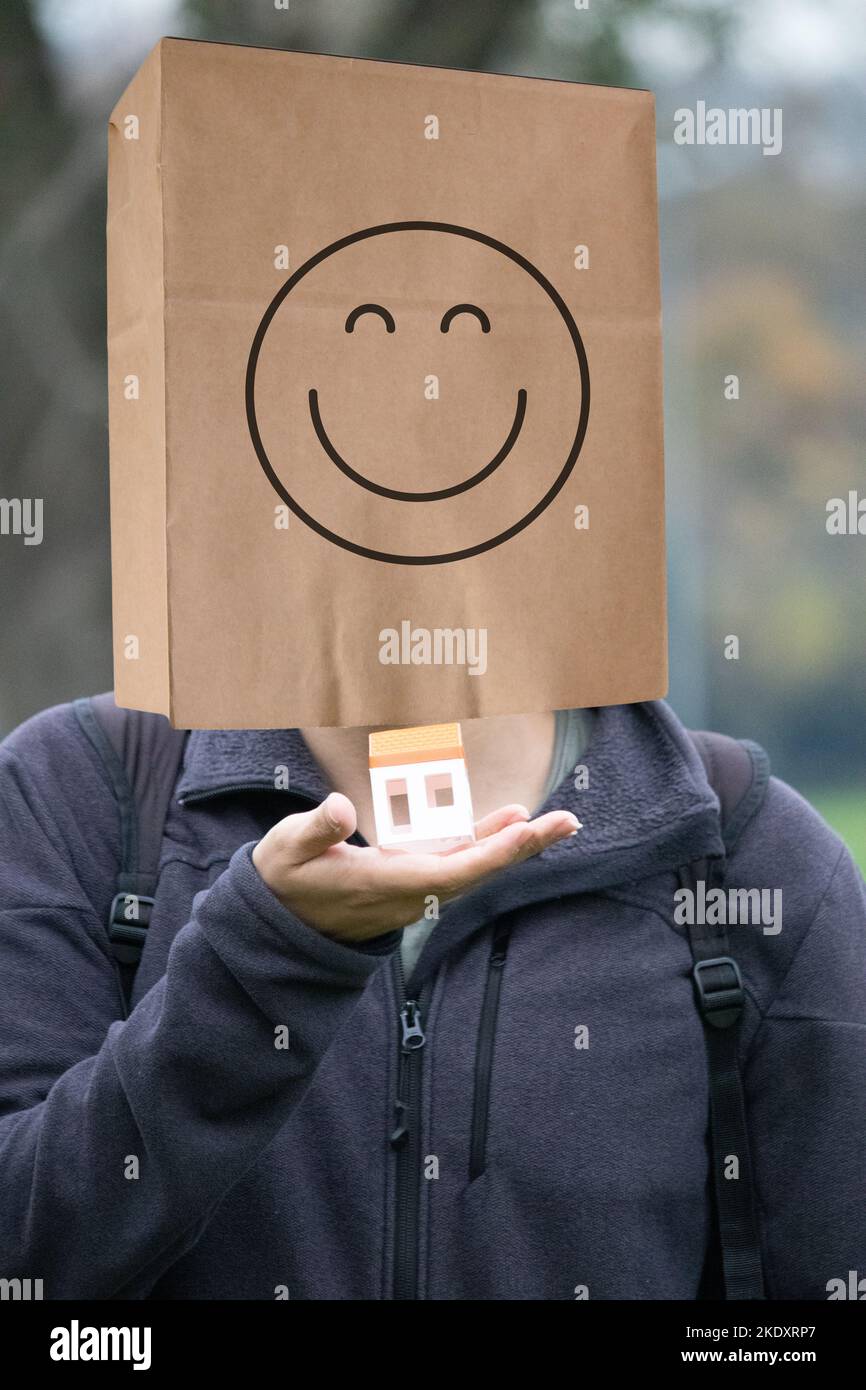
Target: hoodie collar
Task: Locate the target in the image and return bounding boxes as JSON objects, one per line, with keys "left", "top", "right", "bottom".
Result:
{"left": 409, "top": 699, "right": 725, "bottom": 987}
{"left": 177, "top": 725, "right": 331, "bottom": 806}
{"left": 178, "top": 701, "right": 722, "bottom": 850}
{"left": 177, "top": 702, "right": 724, "bottom": 984}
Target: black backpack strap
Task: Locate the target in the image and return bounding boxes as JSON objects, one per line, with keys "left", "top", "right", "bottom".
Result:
{"left": 683, "top": 730, "right": 770, "bottom": 1301}
{"left": 74, "top": 693, "right": 187, "bottom": 1016}
{"left": 689, "top": 730, "right": 770, "bottom": 855}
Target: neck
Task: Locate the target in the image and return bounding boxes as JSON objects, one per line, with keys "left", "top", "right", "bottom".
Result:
{"left": 301, "top": 711, "right": 556, "bottom": 846}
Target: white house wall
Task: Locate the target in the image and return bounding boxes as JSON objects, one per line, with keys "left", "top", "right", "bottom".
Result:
{"left": 370, "top": 757, "right": 475, "bottom": 851}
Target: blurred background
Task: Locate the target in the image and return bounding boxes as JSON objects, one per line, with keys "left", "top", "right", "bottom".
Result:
{"left": 1, "top": 0, "right": 863, "bottom": 864}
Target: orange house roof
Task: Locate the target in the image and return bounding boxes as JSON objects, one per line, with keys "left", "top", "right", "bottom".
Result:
{"left": 369, "top": 722, "right": 465, "bottom": 769}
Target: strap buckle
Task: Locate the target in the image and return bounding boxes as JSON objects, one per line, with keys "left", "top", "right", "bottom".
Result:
{"left": 692, "top": 955, "right": 745, "bottom": 1029}
{"left": 108, "top": 892, "right": 155, "bottom": 959}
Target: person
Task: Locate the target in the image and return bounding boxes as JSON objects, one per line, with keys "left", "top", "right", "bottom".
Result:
{"left": 0, "top": 696, "right": 863, "bottom": 1300}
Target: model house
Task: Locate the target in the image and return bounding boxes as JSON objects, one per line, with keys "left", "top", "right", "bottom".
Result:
{"left": 368, "top": 722, "right": 475, "bottom": 853}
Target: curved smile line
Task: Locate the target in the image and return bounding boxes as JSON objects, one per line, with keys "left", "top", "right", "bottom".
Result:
{"left": 308, "top": 387, "right": 527, "bottom": 502}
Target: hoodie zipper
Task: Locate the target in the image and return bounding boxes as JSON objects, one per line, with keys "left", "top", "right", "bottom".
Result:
{"left": 469, "top": 919, "right": 514, "bottom": 1182}
{"left": 390, "top": 952, "right": 431, "bottom": 1301}
{"left": 185, "top": 774, "right": 433, "bottom": 1298}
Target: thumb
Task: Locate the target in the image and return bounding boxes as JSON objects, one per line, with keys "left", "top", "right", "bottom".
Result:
{"left": 284, "top": 792, "right": 357, "bottom": 864}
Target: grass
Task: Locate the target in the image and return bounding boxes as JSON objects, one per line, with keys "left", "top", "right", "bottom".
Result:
{"left": 805, "top": 789, "right": 866, "bottom": 875}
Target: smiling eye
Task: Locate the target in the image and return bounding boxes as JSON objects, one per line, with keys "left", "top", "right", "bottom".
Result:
{"left": 440, "top": 303, "right": 491, "bottom": 334}
{"left": 345, "top": 303, "right": 396, "bottom": 333}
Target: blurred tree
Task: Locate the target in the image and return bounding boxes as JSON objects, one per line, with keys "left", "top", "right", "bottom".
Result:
{"left": 0, "top": 0, "right": 112, "bottom": 732}
{"left": 1, "top": 0, "right": 862, "bottom": 846}
{"left": 183, "top": 0, "right": 736, "bottom": 86}
{"left": 0, "top": 0, "right": 64, "bottom": 198}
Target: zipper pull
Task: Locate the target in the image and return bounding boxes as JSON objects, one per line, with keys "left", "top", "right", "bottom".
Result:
{"left": 390, "top": 1002, "right": 425, "bottom": 1149}
{"left": 399, "top": 1000, "right": 426, "bottom": 1052}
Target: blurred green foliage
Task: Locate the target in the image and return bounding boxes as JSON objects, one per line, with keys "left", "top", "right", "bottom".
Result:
{"left": 809, "top": 792, "right": 866, "bottom": 872}
{"left": 184, "top": 0, "right": 736, "bottom": 86}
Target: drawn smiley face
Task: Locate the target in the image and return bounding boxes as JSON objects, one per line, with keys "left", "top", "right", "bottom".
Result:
{"left": 246, "top": 222, "right": 590, "bottom": 565}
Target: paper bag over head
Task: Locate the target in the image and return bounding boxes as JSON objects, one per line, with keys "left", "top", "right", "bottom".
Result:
{"left": 107, "top": 38, "right": 667, "bottom": 729}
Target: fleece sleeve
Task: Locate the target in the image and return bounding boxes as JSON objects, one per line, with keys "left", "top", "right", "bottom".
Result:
{"left": 745, "top": 841, "right": 866, "bottom": 1298}
{"left": 0, "top": 709, "right": 387, "bottom": 1299}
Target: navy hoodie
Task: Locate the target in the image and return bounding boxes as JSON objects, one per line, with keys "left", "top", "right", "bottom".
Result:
{"left": 0, "top": 697, "right": 863, "bottom": 1300}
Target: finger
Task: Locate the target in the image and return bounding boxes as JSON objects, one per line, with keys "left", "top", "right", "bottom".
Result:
{"left": 507, "top": 810, "right": 582, "bottom": 865}
{"left": 359, "top": 809, "right": 578, "bottom": 899}
{"left": 281, "top": 792, "right": 357, "bottom": 865}
{"left": 437, "top": 803, "right": 530, "bottom": 857}
{"left": 473, "top": 803, "right": 530, "bottom": 841}
{"left": 434, "top": 811, "right": 580, "bottom": 892}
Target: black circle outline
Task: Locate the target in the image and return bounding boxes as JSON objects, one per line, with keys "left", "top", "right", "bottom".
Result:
{"left": 245, "top": 221, "right": 590, "bottom": 566}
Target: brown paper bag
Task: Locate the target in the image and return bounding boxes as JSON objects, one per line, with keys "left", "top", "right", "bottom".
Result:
{"left": 107, "top": 38, "right": 666, "bottom": 729}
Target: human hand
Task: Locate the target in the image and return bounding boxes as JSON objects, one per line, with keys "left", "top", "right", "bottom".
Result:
{"left": 252, "top": 794, "right": 580, "bottom": 942}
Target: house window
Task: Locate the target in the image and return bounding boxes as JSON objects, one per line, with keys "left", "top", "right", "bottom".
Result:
{"left": 386, "top": 778, "right": 411, "bottom": 828}
{"left": 425, "top": 771, "right": 454, "bottom": 808}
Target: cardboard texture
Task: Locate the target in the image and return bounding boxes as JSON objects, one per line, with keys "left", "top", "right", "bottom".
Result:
{"left": 107, "top": 38, "right": 667, "bottom": 729}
